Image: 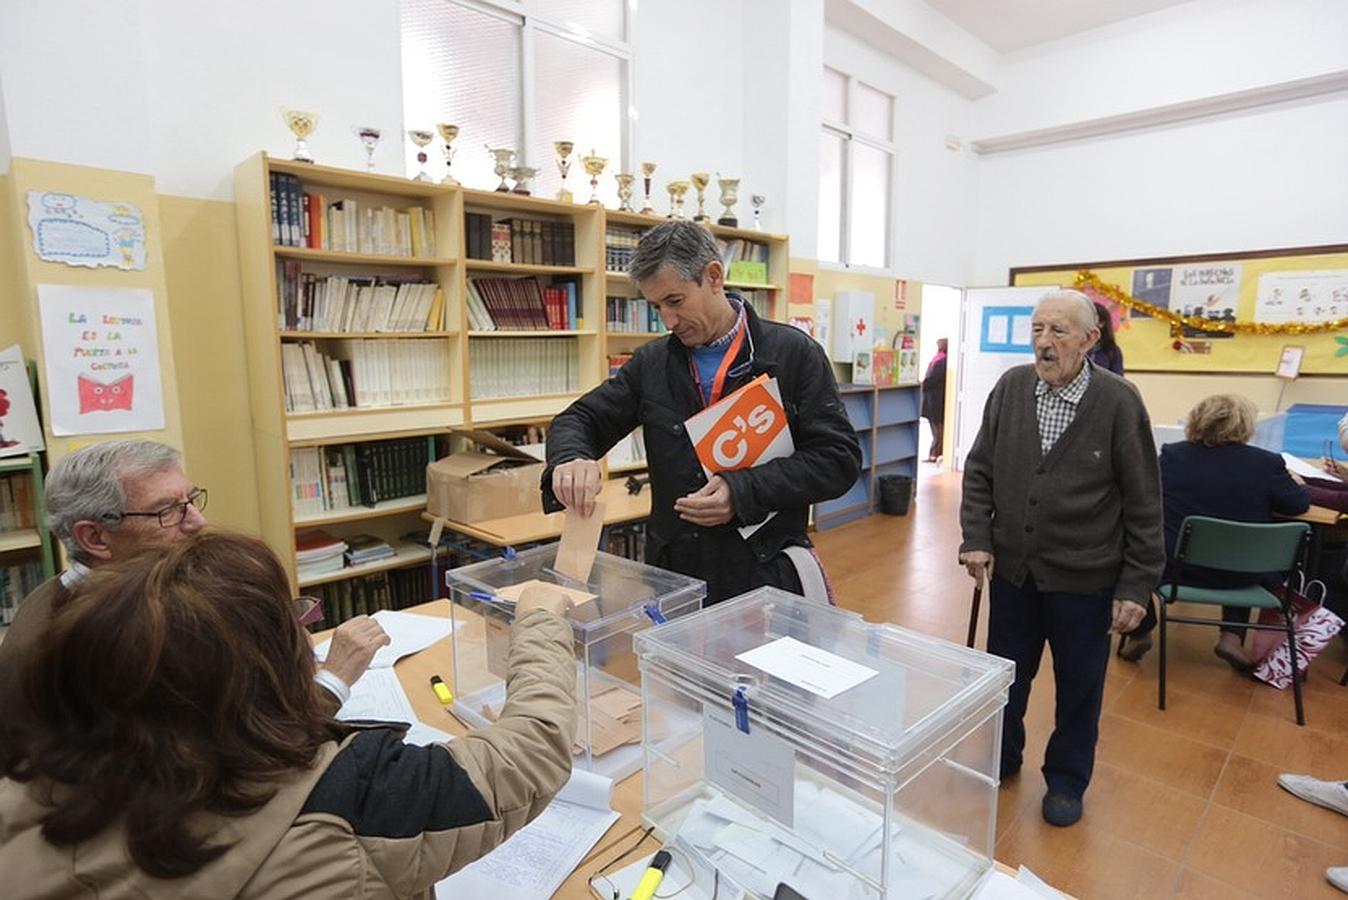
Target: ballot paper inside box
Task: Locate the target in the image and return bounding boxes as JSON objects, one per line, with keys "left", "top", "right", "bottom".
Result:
{"left": 633, "top": 587, "right": 1014, "bottom": 900}
{"left": 444, "top": 544, "right": 706, "bottom": 781}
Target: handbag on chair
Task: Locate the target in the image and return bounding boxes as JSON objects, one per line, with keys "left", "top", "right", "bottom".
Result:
{"left": 1250, "top": 574, "right": 1345, "bottom": 689}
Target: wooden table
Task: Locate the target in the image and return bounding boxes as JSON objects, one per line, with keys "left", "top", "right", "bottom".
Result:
{"left": 421, "top": 478, "right": 651, "bottom": 548}
{"left": 316, "top": 600, "right": 1055, "bottom": 898}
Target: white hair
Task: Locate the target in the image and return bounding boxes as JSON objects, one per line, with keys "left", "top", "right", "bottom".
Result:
{"left": 46, "top": 440, "right": 182, "bottom": 562}
{"left": 1036, "top": 289, "right": 1098, "bottom": 334}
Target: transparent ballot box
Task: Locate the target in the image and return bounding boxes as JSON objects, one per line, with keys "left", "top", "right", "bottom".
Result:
{"left": 445, "top": 545, "right": 706, "bottom": 780}
{"left": 634, "top": 588, "right": 1014, "bottom": 900}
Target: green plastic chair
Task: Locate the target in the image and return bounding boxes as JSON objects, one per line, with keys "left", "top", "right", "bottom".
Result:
{"left": 1158, "top": 515, "right": 1311, "bottom": 726}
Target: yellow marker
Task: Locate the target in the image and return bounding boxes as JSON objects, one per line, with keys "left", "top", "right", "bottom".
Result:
{"left": 631, "top": 849, "right": 671, "bottom": 900}
{"left": 430, "top": 674, "right": 454, "bottom": 705}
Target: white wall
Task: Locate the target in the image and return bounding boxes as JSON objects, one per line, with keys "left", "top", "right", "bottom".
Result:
{"left": 974, "top": 0, "right": 1348, "bottom": 139}
{"left": 823, "top": 25, "right": 977, "bottom": 286}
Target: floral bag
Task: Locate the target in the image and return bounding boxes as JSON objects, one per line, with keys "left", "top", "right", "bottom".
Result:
{"left": 1250, "top": 575, "right": 1345, "bottom": 689}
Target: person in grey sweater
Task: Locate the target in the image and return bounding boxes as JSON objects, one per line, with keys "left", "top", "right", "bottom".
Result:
{"left": 959, "top": 289, "right": 1164, "bottom": 828}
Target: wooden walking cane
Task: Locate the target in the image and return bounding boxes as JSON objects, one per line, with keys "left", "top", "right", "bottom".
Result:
{"left": 966, "top": 581, "right": 982, "bottom": 648}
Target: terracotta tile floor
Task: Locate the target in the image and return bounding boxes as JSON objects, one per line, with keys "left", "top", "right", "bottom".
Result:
{"left": 811, "top": 467, "right": 1348, "bottom": 900}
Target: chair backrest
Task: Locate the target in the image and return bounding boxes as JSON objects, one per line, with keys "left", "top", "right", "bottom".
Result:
{"left": 1175, "top": 515, "right": 1309, "bottom": 574}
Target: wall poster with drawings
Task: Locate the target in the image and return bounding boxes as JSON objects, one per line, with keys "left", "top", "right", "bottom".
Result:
{"left": 37, "top": 284, "right": 165, "bottom": 436}
{"left": 26, "top": 191, "right": 147, "bottom": 271}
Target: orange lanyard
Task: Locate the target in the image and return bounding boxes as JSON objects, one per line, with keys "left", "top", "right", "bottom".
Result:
{"left": 689, "top": 320, "right": 747, "bottom": 408}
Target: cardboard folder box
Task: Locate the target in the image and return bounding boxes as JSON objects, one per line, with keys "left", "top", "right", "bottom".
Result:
{"left": 426, "top": 429, "right": 545, "bottom": 523}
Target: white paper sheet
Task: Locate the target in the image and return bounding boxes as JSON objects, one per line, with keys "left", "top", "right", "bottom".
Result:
{"left": 703, "top": 707, "right": 796, "bottom": 827}
{"left": 0, "top": 345, "right": 45, "bottom": 456}
{"left": 335, "top": 667, "right": 453, "bottom": 746}
{"left": 433, "top": 769, "right": 620, "bottom": 900}
{"left": 1282, "top": 452, "right": 1338, "bottom": 482}
{"left": 735, "top": 635, "right": 879, "bottom": 699}
{"left": 314, "top": 609, "right": 453, "bottom": 669}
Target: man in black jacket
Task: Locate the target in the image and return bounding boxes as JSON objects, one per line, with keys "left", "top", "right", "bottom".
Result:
{"left": 543, "top": 221, "right": 861, "bottom": 604}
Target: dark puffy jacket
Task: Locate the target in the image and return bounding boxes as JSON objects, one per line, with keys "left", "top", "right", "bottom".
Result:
{"left": 543, "top": 299, "right": 862, "bottom": 604}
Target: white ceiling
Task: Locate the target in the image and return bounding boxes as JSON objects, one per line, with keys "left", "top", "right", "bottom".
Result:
{"left": 924, "top": 0, "right": 1198, "bottom": 53}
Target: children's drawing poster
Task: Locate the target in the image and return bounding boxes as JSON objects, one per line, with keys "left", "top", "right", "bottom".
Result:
{"left": 26, "top": 191, "right": 147, "bottom": 270}
{"left": 37, "top": 285, "right": 165, "bottom": 436}
{"left": 0, "top": 345, "right": 45, "bottom": 457}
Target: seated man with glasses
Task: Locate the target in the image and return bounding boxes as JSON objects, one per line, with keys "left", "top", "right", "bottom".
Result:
{"left": 0, "top": 440, "right": 389, "bottom": 748}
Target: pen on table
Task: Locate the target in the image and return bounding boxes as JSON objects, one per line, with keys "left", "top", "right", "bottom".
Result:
{"left": 630, "top": 849, "right": 671, "bottom": 900}
{"left": 430, "top": 674, "right": 453, "bottom": 705}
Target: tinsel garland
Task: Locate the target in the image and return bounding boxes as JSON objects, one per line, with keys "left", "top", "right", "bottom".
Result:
{"left": 1072, "top": 271, "right": 1348, "bottom": 336}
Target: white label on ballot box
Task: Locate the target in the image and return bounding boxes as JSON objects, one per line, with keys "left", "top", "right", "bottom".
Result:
{"left": 703, "top": 706, "right": 795, "bottom": 828}
{"left": 735, "top": 635, "right": 879, "bottom": 699}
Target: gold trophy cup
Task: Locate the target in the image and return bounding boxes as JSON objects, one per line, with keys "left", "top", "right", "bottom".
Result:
{"left": 716, "top": 175, "right": 740, "bottom": 227}
{"left": 555, "top": 141, "right": 575, "bottom": 202}
{"left": 436, "top": 123, "right": 460, "bottom": 185}
{"left": 615, "top": 174, "right": 636, "bottom": 212}
{"left": 408, "top": 130, "right": 435, "bottom": 182}
{"left": 640, "top": 162, "right": 657, "bottom": 214}
{"left": 690, "top": 172, "right": 711, "bottom": 221}
{"left": 666, "top": 180, "right": 690, "bottom": 220}
{"left": 281, "top": 108, "right": 318, "bottom": 163}
{"left": 581, "top": 149, "right": 608, "bottom": 206}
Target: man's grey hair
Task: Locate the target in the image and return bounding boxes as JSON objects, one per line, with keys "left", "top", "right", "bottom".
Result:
{"left": 629, "top": 220, "right": 722, "bottom": 285}
{"left": 46, "top": 439, "right": 182, "bottom": 562}
{"left": 1037, "top": 289, "right": 1098, "bottom": 334}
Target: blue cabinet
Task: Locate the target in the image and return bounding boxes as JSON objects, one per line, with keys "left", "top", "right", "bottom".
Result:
{"left": 814, "top": 383, "right": 921, "bottom": 529}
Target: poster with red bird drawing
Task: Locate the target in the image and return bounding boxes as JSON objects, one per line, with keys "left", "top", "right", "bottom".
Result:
{"left": 38, "top": 284, "right": 165, "bottom": 436}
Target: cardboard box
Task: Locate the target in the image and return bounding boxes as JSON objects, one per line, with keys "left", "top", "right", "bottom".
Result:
{"left": 426, "top": 429, "right": 545, "bottom": 523}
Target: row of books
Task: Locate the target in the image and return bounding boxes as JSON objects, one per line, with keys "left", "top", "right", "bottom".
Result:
{"left": 307, "top": 565, "right": 430, "bottom": 629}
{"left": 290, "top": 436, "right": 432, "bottom": 517}
{"left": 602, "top": 521, "right": 647, "bottom": 563}
{"left": 0, "top": 561, "right": 45, "bottom": 627}
{"left": 607, "top": 353, "right": 633, "bottom": 378}
{"left": 718, "top": 238, "right": 769, "bottom": 265}
{"left": 295, "top": 529, "right": 348, "bottom": 580}
{"left": 469, "top": 339, "right": 579, "bottom": 399}
{"left": 270, "top": 173, "right": 437, "bottom": 257}
{"left": 0, "top": 473, "right": 36, "bottom": 532}
{"left": 606, "top": 296, "right": 667, "bottom": 334}
{"left": 276, "top": 262, "right": 443, "bottom": 333}
{"left": 739, "top": 290, "right": 773, "bottom": 321}
{"left": 604, "top": 227, "right": 643, "bottom": 273}
{"left": 464, "top": 213, "right": 576, "bottom": 266}
{"left": 281, "top": 339, "right": 451, "bottom": 413}
{"left": 466, "top": 277, "right": 579, "bottom": 331}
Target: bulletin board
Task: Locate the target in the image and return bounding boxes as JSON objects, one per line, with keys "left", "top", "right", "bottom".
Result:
{"left": 1010, "top": 244, "right": 1348, "bottom": 374}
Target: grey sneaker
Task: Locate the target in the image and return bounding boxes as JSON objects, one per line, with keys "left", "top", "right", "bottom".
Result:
{"left": 1277, "top": 774, "right": 1348, "bottom": 817}
{"left": 1328, "top": 867, "right": 1348, "bottom": 894}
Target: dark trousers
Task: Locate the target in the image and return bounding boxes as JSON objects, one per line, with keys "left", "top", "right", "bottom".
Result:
{"left": 988, "top": 573, "right": 1113, "bottom": 799}
{"left": 1132, "top": 595, "right": 1250, "bottom": 639}
{"left": 925, "top": 419, "right": 944, "bottom": 460}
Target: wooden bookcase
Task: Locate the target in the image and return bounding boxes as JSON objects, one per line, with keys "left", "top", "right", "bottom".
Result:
{"left": 236, "top": 152, "right": 791, "bottom": 591}
{"left": 0, "top": 452, "right": 56, "bottom": 635}
{"left": 813, "top": 383, "right": 921, "bottom": 529}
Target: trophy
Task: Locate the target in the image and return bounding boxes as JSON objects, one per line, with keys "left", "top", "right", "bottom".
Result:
{"left": 281, "top": 108, "right": 318, "bottom": 163}
{"left": 581, "top": 149, "right": 608, "bottom": 206}
{"left": 486, "top": 146, "right": 516, "bottom": 191}
{"left": 640, "top": 162, "right": 657, "bottom": 214}
{"left": 689, "top": 172, "right": 711, "bottom": 222}
{"left": 408, "top": 130, "right": 435, "bottom": 181}
{"left": 508, "top": 165, "right": 538, "bottom": 195}
{"left": 353, "top": 126, "right": 381, "bottom": 172}
{"left": 555, "top": 141, "right": 575, "bottom": 202}
{"left": 716, "top": 175, "right": 740, "bottom": 227}
{"left": 666, "top": 180, "right": 689, "bottom": 220}
{"left": 614, "top": 173, "right": 635, "bottom": 212}
{"left": 436, "top": 123, "right": 459, "bottom": 185}
{"left": 751, "top": 193, "right": 766, "bottom": 230}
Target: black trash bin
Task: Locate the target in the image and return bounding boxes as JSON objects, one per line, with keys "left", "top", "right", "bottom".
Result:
{"left": 878, "top": 474, "right": 913, "bottom": 516}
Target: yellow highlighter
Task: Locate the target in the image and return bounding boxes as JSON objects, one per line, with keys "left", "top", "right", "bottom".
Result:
{"left": 630, "top": 849, "right": 671, "bottom": 900}
{"left": 430, "top": 675, "right": 454, "bottom": 705}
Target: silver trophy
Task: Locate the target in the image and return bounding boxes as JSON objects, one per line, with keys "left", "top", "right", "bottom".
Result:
{"left": 751, "top": 193, "right": 766, "bottom": 230}
{"left": 408, "top": 130, "right": 435, "bottom": 181}
{"left": 487, "top": 146, "right": 516, "bottom": 192}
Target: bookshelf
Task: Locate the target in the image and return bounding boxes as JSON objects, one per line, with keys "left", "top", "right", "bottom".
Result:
{"left": 813, "top": 383, "right": 921, "bottom": 529}
{"left": 0, "top": 453, "right": 56, "bottom": 633}
{"left": 236, "top": 153, "right": 795, "bottom": 590}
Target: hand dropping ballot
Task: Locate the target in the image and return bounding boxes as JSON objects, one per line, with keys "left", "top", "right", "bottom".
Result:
{"left": 683, "top": 374, "right": 793, "bottom": 538}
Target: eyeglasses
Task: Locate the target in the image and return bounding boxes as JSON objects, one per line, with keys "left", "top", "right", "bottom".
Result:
{"left": 115, "top": 488, "right": 208, "bottom": 528}
{"left": 294, "top": 595, "right": 325, "bottom": 627}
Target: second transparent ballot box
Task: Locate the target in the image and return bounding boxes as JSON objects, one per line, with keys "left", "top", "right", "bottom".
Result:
{"left": 633, "top": 588, "right": 1015, "bottom": 900}
{"left": 445, "top": 545, "right": 706, "bottom": 780}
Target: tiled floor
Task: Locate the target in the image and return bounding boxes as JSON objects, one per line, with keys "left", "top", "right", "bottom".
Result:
{"left": 811, "top": 467, "right": 1348, "bottom": 900}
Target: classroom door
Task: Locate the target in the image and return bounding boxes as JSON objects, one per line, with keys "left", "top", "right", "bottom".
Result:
{"left": 952, "top": 286, "right": 1057, "bottom": 470}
